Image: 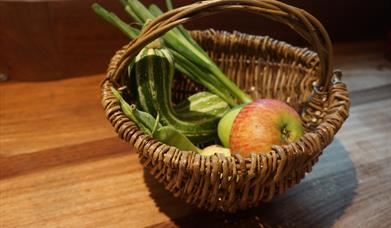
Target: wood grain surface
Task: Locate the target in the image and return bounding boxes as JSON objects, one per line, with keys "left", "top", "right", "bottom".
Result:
{"left": 1, "top": 41, "right": 391, "bottom": 227}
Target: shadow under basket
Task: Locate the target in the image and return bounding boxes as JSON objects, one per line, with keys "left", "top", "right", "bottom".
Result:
{"left": 101, "top": 1, "right": 350, "bottom": 213}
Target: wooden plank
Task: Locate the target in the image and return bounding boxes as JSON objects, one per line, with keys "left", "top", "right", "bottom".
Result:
{"left": 1, "top": 99, "right": 390, "bottom": 228}
{"left": 0, "top": 0, "right": 129, "bottom": 81}
{"left": 0, "top": 153, "right": 195, "bottom": 228}
{"left": 0, "top": 137, "right": 130, "bottom": 179}
{"left": 0, "top": 75, "right": 115, "bottom": 158}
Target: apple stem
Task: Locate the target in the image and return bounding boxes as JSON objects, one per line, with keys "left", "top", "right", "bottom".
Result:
{"left": 281, "top": 127, "right": 290, "bottom": 142}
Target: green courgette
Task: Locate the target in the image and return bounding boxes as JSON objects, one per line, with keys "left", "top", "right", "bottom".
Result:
{"left": 175, "top": 91, "right": 229, "bottom": 121}
{"left": 130, "top": 46, "right": 229, "bottom": 143}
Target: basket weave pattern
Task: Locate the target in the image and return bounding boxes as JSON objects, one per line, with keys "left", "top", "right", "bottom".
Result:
{"left": 101, "top": 0, "right": 350, "bottom": 212}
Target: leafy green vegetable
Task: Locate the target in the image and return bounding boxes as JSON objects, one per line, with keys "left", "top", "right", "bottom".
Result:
{"left": 111, "top": 87, "right": 201, "bottom": 153}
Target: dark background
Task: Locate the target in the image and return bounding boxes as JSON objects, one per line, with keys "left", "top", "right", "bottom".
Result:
{"left": 0, "top": 0, "right": 390, "bottom": 81}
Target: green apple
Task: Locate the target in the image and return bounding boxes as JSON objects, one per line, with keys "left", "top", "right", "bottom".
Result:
{"left": 217, "top": 104, "right": 245, "bottom": 147}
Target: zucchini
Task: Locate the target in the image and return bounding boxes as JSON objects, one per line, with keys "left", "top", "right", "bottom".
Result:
{"left": 130, "top": 46, "right": 229, "bottom": 143}
{"left": 175, "top": 91, "right": 229, "bottom": 121}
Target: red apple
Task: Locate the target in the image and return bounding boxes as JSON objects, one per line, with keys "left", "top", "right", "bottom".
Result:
{"left": 218, "top": 99, "right": 304, "bottom": 157}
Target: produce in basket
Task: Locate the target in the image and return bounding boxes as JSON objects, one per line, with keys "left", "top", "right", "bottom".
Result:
{"left": 128, "top": 42, "right": 230, "bottom": 143}
{"left": 99, "top": 0, "right": 350, "bottom": 211}
{"left": 94, "top": 0, "right": 305, "bottom": 157}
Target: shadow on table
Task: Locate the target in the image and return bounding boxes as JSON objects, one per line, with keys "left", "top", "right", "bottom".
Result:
{"left": 143, "top": 139, "right": 357, "bottom": 227}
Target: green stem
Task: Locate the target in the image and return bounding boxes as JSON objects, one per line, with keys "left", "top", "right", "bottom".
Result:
{"left": 171, "top": 50, "right": 236, "bottom": 106}
{"left": 151, "top": 113, "right": 160, "bottom": 136}
{"left": 128, "top": 0, "right": 155, "bottom": 22}
{"left": 92, "top": 3, "right": 140, "bottom": 39}
{"left": 111, "top": 87, "right": 152, "bottom": 135}
{"left": 148, "top": 4, "right": 205, "bottom": 55}
{"left": 209, "top": 65, "right": 253, "bottom": 104}
{"left": 165, "top": 0, "right": 173, "bottom": 11}
{"left": 148, "top": 4, "right": 163, "bottom": 17}
{"left": 119, "top": 0, "right": 143, "bottom": 23}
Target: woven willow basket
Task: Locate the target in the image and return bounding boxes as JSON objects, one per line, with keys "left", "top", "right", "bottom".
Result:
{"left": 101, "top": 0, "right": 350, "bottom": 212}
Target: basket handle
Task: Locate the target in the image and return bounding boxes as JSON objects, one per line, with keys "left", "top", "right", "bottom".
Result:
{"left": 107, "top": 0, "right": 333, "bottom": 91}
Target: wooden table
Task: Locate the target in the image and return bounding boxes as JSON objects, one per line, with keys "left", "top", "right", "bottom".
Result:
{"left": 1, "top": 41, "right": 390, "bottom": 227}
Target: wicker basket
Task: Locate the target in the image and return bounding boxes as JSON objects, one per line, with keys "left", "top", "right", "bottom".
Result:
{"left": 101, "top": 0, "right": 350, "bottom": 212}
